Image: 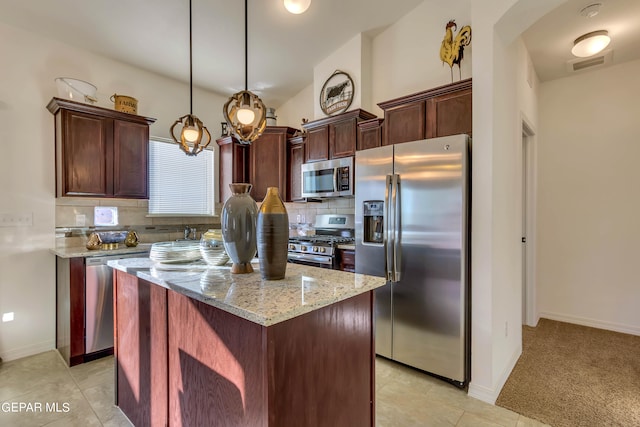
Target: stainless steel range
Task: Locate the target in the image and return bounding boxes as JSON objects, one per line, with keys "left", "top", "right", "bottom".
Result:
{"left": 287, "top": 214, "right": 354, "bottom": 269}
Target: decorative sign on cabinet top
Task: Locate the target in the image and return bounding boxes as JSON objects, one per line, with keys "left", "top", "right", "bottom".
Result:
{"left": 320, "top": 70, "right": 354, "bottom": 116}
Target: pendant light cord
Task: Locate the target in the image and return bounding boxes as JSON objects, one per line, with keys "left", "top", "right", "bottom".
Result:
{"left": 244, "top": 0, "right": 248, "bottom": 91}
{"left": 189, "top": 0, "right": 194, "bottom": 114}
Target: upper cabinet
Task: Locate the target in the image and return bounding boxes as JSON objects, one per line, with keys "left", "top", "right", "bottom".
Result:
{"left": 302, "top": 109, "right": 377, "bottom": 162}
{"left": 287, "top": 135, "right": 305, "bottom": 202}
{"left": 378, "top": 79, "right": 472, "bottom": 146}
{"left": 216, "top": 136, "right": 248, "bottom": 204}
{"left": 248, "top": 126, "right": 297, "bottom": 202}
{"left": 47, "top": 98, "right": 156, "bottom": 199}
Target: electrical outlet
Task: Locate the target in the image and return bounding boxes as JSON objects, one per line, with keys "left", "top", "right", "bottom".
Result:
{"left": 75, "top": 214, "right": 86, "bottom": 226}
{"left": 0, "top": 212, "right": 33, "bottom": 227}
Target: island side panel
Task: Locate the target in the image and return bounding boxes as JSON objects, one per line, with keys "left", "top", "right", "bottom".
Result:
{"left": 114, "top": 272, "right": 168, "bottom": 427}
{"left": 167, "top": 291, "right": 268, "bottom": 427}
{"left": 266, "top": 291, "right": 375, "bottom": 427}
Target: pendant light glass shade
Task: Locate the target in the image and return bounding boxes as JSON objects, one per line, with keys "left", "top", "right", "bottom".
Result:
{"left": 571, "top": 30, "right": 610, "bottom": 58}
{"left": 170, "top": 0, "right": 211, "bottom": 156}
{"left": 170, "top": 113, "right": 211, "bottom": 155}
{"left": 224, "top": 90, "right": 267, "bottom": 144}
{"left": 284, "top": 0, "right": 311, "bottom": 14}
{"left": 224, "top": 0, "right": 267, "bottom": 145}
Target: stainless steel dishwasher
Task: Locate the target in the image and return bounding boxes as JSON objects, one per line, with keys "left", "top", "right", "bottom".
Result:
{"left": 85, "top": 252, "right": 146, "bottom": 355}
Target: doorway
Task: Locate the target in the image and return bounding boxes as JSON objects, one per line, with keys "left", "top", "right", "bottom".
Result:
{"left": 521, "top": 118, "right": 537, "bottom": 327}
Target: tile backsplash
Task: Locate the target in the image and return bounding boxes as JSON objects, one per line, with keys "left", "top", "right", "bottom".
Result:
{"left": 55, "top": 196, "right": 355, "bottom": 249}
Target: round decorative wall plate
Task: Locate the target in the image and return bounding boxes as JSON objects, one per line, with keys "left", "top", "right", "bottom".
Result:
{"left": 319, "top": 70, "right": 354, "bottom": 116}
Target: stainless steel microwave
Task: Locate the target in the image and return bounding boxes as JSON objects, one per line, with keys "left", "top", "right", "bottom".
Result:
{"left": 301, "top": 157, "right": 354, "bottom": 198}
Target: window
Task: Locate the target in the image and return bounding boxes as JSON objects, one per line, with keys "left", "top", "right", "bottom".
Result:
{"left": 148, "top": 138, "right": 215, "bottom": 216}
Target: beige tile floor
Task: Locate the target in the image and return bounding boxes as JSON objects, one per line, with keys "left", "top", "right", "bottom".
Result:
{"left": 0, "top": 351, "right": 548, "bottom": 426}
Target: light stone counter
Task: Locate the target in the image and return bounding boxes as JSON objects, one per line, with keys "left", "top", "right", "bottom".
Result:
{"left": 108, "top": 257, "right": 386, "bottom": 326}
{"left": 50, "top": 244, "right": 152, "bottom": 258}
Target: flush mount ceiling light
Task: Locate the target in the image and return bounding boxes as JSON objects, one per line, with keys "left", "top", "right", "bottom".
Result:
{"left": 170, "top": 0, "right": 211, "bottom": 156}
{"left": 571, "top": 30, "right": 611, "bottom": 57}
{"left": 284, "top": 0, "right": 311, "bottom": 14}
{"left": 223, "top": 0, "right": 267, "bottom": 145}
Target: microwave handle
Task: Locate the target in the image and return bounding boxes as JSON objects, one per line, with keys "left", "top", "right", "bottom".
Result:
{"left": 333, "top": 167, "right": 339, "bottom": 193}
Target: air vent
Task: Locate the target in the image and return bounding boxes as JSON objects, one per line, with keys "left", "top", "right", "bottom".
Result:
{"left": 566, "top": 49, "right": 613, "bottom": 73}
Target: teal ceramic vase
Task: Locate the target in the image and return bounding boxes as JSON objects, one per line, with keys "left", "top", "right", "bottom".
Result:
{"left": 257, "top": 187, "right": 289, "bottom": 280}
{"left": 221, "top": 183, "right": 258, "bottom": 274}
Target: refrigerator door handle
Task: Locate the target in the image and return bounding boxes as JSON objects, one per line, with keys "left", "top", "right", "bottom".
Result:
{"left": 385, "top": 174, "right": 394, "bottom": 281}
{"left": 392, "top": 174, "right": 402, "bottom": 282}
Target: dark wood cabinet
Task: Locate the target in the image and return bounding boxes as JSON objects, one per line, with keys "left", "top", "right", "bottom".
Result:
{"left": 47, "top": 98, "right": 155, "bottom": 199}
{"left": 302, "top": 109, "right": 377, "bottom": 162}
{"left": 382, "top": 101, "right": 426, "bottom": 146}
{"left": 56, "top": 257, "right": 86, "bottom": 367}
{"left": 114, "top": 270, "right": 375, "bottom": 426}
{"left": 287, "top": 135, "right": 305, "bottom": 202}
{"left": 114, "top": 272, "right": 168, "bottom": 427}
{"left": 357, "top": 118, "right": 384, "bottom": 151}
{"left": 216, "top": 135, "right": 248, "bottom": 203}
{"left": 378, "top": 79, "right": 472, "bottom": 146}
{"left": 426, "top": 84, "right": 472, "bottom": 138}
{"left": 248, "top": 126, "right": 297, "bottom": 202}
{"left": 305, "top": 126, "right": 330, "bottom": 163}
{"left": 337, "top": 248, "right": 355, "bottom": 272}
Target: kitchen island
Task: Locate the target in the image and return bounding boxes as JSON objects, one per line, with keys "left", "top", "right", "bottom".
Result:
{"left": 108, "top": 258, "right": 386, "bottom": 427}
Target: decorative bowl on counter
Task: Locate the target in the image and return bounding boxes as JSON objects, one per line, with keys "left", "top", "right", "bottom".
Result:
{"left": 199, "top": 229, "right": 230, "bottom": 266}
{"left": 150, "top": 241, "right": 202, "bottom": 264}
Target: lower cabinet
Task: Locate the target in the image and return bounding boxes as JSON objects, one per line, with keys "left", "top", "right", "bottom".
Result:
{"left": 114, "top": 271, "right": 374, "bottom": 427}
{"left": 338, "top": 248, "right": 355, "bottom": 272}
{"left": 114, "top": 272, "right": 168, "bottom": 427}
{"left": 56, "top": 257, "right": 86, "bottom": 366}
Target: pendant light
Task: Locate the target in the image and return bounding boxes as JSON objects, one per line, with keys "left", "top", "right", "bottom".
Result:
{"left": 223, "top": 0, "right": 267, "bottom": 145}
{"left": 170, "top": 0, "right": 211, "bottom": 156}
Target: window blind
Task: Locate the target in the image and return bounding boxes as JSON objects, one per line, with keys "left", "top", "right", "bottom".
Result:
{"left": 148, "top": 139, "right": 214, "bottom": 215}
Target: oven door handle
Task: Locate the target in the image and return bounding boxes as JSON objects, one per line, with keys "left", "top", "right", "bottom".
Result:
{"left": 287, "top": 253, "right": 333, "bottom": 265}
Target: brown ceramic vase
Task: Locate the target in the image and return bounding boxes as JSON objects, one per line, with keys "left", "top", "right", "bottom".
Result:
{"left": 257, "top": 187, "right": 289, "bottom": 280}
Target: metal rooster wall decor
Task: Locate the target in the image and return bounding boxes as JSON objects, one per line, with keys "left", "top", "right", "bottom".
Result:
{"left": 440, "top": 20, "right": 472, "bottom": 82}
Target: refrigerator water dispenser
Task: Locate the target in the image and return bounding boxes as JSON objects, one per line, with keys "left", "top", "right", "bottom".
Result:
{"left": 363, "top": 201, "right": 384, "bottom": 244}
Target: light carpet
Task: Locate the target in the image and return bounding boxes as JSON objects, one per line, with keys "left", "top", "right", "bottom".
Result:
{"left": 496, "top": 318, "right": 640, "bottom": 427}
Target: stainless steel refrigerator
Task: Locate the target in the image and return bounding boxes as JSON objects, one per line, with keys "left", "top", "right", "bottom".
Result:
{"left": 355, "top": 134, "right": 470, "bottom": 386}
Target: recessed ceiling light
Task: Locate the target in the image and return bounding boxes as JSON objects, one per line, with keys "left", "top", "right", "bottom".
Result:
{"left": 580, "top": 3, "right": 602, "bottom": 18}
{"left": 571, "top": 30, "right": 610, "bottom": 57}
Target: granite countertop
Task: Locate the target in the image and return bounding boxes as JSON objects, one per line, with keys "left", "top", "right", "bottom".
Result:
{"left": 50, "top": 244, "right": 152, "bottom": 258}
{"left": 108, "top": 257, "right": 386, "bottom": 327}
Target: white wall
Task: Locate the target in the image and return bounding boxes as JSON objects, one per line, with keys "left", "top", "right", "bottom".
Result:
{"left": 313, "top": 33, "right": 373, "bottom": 119}
{"left": 0, "top": 21, "right": 229, "bottom": 361}
{"left": 371, "top": 0, "right": 472, "bottom": 117}
{"left": 275, "top": 83, "right": 314, "bottom": 129}
{"left": 468, "top": 0, "right": 566, "bottom": 403}
{"left": 537, "top": 59, "right": 640, "bottom": 335}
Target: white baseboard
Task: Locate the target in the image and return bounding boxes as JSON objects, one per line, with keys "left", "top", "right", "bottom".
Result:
{"left": 0, "top": 340, "right": 54, "bottom": 362}
{"left": 468, "top": 343, "right": 522, "bottom": 405}
{"left": 539, "top": 312, "right": 640, "bottom": 336}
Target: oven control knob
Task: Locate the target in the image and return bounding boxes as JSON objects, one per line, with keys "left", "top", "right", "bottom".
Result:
{"left": 289, "top": 244, "right": 295, "bottom": 250}
{"left": 312, "top": 246, "right": 318, "bottom": 252}
{"left": 301, "top": 246, "right": 307, "bottom": 252}
{"left": 320, "top": 247, "right": 326, "bottom": 253}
